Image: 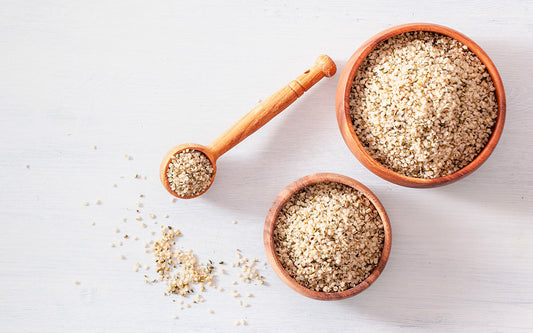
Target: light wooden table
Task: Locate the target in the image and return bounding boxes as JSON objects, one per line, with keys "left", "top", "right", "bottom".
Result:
{"left": 1, "top": 1, "right": 531, "bottom": 332}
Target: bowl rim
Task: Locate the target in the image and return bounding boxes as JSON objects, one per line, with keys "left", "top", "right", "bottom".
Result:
{"left": 263, "top": 172, "right": 392, "bottom": 300}
{"left": 335, "top": 23, "right": 506, "bottom": 187}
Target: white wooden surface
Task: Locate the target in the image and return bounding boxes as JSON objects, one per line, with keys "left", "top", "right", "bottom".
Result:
{"left": 1, "top": 1, "right": 532, "bottom": 332}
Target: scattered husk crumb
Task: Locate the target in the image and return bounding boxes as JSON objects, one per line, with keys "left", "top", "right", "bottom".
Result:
{"left": 232, "top": 249, "right": 265, "bottom": 285}
{"left": 151, "top": 226, "right": 214, "bottom": 296}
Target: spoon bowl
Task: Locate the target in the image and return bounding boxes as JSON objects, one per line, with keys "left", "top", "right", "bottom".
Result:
{"left": 160, "top": 143, "right": 217, "bottom": 199}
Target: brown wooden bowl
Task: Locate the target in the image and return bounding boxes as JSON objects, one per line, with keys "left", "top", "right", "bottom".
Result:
{"left": 263, "top": 173, "right": 392, "bottom": 300}
{"left": 335, "top": 23, "right": 506, "bottom": 187}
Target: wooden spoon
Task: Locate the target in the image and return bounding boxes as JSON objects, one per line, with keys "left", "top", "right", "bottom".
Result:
{"left": 160, "top": 55, "right": 337, "bottom": 198}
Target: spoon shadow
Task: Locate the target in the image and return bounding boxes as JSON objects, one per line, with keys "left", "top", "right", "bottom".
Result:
{"left": 201, "top": 60, "right": 347, "bottom": 218}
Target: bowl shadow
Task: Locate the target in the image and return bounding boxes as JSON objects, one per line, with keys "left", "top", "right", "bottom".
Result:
{"left": 338, "top": 35, "right": 533, "bottom": 322}
{"left": 338, "top": 187, "right": 530, "bottom": 327}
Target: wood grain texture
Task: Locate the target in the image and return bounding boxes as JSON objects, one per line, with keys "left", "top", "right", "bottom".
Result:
{"left": 0, "top": 1, "right": 532, "bottom": 332}
{"left": 264, "top": 173, "right": 391, "bottom": 300}
{"left": 336, "top": 23, "right": 506, "bottom": 188}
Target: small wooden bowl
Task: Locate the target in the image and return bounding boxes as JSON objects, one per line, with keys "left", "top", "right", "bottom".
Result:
{"left": 263, "top": 173, "right": 392, "bottom": 300}
{"left": 335, "top": 23, "right": 506, "bottom": 187}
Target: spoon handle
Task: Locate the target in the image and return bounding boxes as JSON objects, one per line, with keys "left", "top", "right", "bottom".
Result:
{"left": 206, "top": 55, "right": 336, "bottom": 160}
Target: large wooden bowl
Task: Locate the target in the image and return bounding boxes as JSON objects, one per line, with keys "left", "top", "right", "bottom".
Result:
{"left": 263, "top": 173, "right": 392, "bottom": 300}
{"left": 335, "top": 23, "right": 506, "bottom": 187}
